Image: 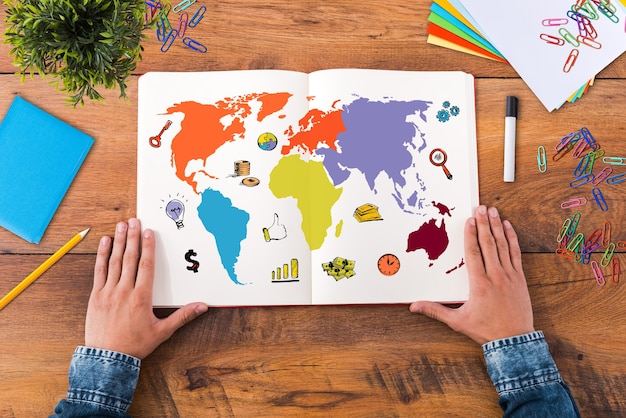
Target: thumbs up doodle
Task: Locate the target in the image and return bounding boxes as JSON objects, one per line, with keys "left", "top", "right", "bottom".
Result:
{"left": 262, "top": 213, "right": 287, "bottom": 241}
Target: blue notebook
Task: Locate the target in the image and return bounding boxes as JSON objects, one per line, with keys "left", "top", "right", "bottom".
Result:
{"left": 0, "top": 97, "right": 94, "bottom": 243}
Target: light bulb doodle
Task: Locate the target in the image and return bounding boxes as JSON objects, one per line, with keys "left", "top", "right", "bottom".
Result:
{"left": 165, "top": 199, "right": 185, "bottom": 229}
{"left": 429, "top": 148, "right": 453, "bottom": 180}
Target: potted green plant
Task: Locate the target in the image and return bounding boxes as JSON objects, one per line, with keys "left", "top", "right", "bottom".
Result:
{"left": 3, "top": 0, "right": 152, "bottom": 106}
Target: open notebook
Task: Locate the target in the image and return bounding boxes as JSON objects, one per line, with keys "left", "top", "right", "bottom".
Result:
{"left": 137, "top": 69, "right": 478, "bottom": 307}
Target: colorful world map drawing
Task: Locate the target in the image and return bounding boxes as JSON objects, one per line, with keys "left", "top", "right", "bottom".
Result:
{"left": 165, "top": 92, "right": 454, "bottom": 285}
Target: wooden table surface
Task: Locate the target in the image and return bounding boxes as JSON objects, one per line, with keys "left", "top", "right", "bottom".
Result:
{"left": 1, "top": 1, "right": 626, "bottom": 416}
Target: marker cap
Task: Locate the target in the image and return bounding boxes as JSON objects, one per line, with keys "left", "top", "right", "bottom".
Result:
{"left": 506, "top": 96, "right": 518, "bottom": 118}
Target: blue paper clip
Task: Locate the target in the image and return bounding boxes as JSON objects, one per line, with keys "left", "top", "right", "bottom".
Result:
{"left": 591, "top": 260, "right": 606, "bottom": 286}
{"left": 160, "top": 29, "right": 178, "bottom": 52}
{"left": 580, "top": 127, "right": 598, "bottom": 150}
{"left": 573, "top": 154, "right": 591, "bottom": 177}
{"left": 173, "top": 0, "right": 196, "bottom": 13}
{"left": 592, "top": 187, "right": 608, "bottom": 212}
{"left": 537, "top": 146, "right": 547, "bottom": 172}
{"left": 606, "top": 172, "right": 626, "bottom": 185}
{"left": 602, "top": 156, "right": 626, "bottom": 165}
{"left": 182, "top": 37, "right": 207, "bottom": 52}
{"left": 570, "top": 173, "right": 594, "bottom": 188}
{"left": 189, "top": 5, "right": 206, "bottom": 28}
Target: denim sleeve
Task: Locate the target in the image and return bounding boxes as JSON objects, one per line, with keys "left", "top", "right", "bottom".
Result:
{"left": 482, "top": 331, "right": 581, "bottom": 418}
{"left": 50, "top": 346, "right": 141, "bottom": 418}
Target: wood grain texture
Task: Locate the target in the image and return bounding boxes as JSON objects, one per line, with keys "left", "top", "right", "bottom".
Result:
{"left": 1, "top": 1, "right": 625, "bottom": 416}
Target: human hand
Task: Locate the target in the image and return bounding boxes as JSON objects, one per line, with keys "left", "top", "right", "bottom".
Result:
{"left": 409, "top": 206, "right": 534, "bottom": 345}
{"left": 85, "top": 219, "right": 208, "bottom": 359}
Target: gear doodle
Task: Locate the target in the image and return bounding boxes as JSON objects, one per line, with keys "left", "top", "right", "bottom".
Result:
{"left": 436, "top": 109, "right": 450, "bottom": 122}
{"left": 442, "top": 100, "right": 451, "bottom": 108}
{"left": 450, "top": 105, "right": 460, "bottom": 116}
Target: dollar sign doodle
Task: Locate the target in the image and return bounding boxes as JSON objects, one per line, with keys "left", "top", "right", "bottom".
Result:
{"left": 185, "top": 249, "right": 200, "bottom": 273}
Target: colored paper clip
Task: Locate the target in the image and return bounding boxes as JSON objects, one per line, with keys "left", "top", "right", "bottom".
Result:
{"left": 563, "top": 49, "right": 579, "bottom": 73}
{"left": 578, "top": 35, "right": 601, "bottom": 49}
{"left": 556, "top": 131, "right": 580, "bottom": 152}
{"left": 580, "top": 127, "right": 599, "bottom": 150}
{"left": 602, "top": 156, "right": 626, "bottom": 165}
{"left": 540, "top": 33, "right": 565, "bottom": 46}
{"left": 177, "top": 12, "right": 189, "bottom": 37}
{"left": 617, "top": 240, "right": 626, "bottom": 250}
{"left": 591, "top": 260, "right": 605, "bottom": 286}
{"left": 173, "top": 0, "right": 196, "bottom": 13}
{"left": 561, "top": 197, "right": 587, "bottom": 209}
{"left": 572, "top": 138, "right": 589, "bottom": 158}
{"left": 566, "top": 232, "right": 585, "bottom": 252}
{"left": 606, "top": 173, "right": 626, "bottom": 185}
{"left": 598, "top": 3, "right": 619, "bottom": 23}
{"left": 160, "top": 29, "right": 178, "bottom": 53}
{"left": 556, "top": 247, "right": 578, "bottom": 260}
{"left": 584, "top": 228, "right": 603, "bottom": 251}
{"left": 574, "top": 1, "right": 599, "bottom": 20}
{"left": 601, "top": 243, "right": 616, "bottom": 268}
{"left": 189, "top": 5, "right": 206, "bottom": 28}
{"left": 542, "top": 18, "right": 569, "bottom": 26}
{"left": 570, "top": 173, "right": 594, "bottom": 188}
{"left": 573, "top": 154, "right": 591, "bottom": 177}
{"left": 557, "top": 218, "right": 572, "bottom": 242}
{"left": 592, "top": 187, "right": 608, "bottom": 212}
{"left": 600, "top": 227, "right": 612, "bottom": 245}
{"left": 580, "top": 247, "right": 592, "bottom": 264}
{"left": 182, "top": 37, "right": 207, "bottom": 52}
{"left": 559, "top": 28, "right": 580, "bottom": 47}
{"left": 612, "top": 258, "right": 620, "bottom": 284}
{"left": 567, "top": 212, "right": 581, "bottom": 237}
{"left": 592, "top": 166, "right": 613, "bottom": 185}
{"left": 537, "top": 146, "right": 547, "bottom": 172}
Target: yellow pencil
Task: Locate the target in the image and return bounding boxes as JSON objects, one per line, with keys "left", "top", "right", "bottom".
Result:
{"left": 0, "top": 228, "right": 90, "bottom": 311}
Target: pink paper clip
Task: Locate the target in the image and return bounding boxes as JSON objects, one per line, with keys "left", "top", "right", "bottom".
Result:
{"left": 612, "top": 258, "right": 620, "bottom": 283}
{"left": 563, "top": 49, "right": 579, "bottom": 73}
{"left": 591, "top": 260, "right": 605, "bottom": 286}
{"left": 542, "top": 18, "right": 569, "bottom": 26}
{"left": 177, "top": 12, "right": 189, "bottom": 37}
{"left": 561, "top": 197, "right": 587, "bottom": 209}
{"left": 592, "top": 166, "right": 613, "bottom": 185}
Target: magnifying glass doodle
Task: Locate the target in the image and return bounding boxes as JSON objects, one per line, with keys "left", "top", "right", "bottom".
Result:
{"left": 429, "top": 148, "right": 453, "bottom": 180}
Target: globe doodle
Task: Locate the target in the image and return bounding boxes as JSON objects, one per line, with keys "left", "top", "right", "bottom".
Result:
{"left": 257, "top": 132, "right": 278, "bottom": 151}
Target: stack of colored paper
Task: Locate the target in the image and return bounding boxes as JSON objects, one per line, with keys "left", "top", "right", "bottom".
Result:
{"left": 426, "top": 0, "right": 507, "bottom": 63}
{"left": 427, "top": 0, "right": 626, "bottom": 111}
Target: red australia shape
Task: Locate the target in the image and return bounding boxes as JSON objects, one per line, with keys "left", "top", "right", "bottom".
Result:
{"left": 406, "top": 218, "right": 449, "bottom": 262}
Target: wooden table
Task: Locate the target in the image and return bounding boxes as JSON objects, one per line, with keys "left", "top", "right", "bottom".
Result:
{"left": 1, "top": 2, "right": 625, "bottom": 416}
